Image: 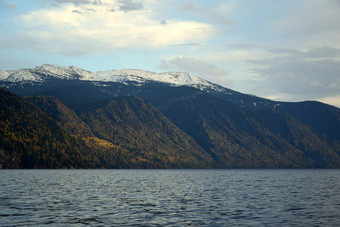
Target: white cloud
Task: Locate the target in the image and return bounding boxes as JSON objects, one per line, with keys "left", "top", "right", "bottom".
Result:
{"left": 160, "top": 56, "right": 231, "bottom": 86}
{"left": 6, "top": 0, "right": 213, "bottom": 56}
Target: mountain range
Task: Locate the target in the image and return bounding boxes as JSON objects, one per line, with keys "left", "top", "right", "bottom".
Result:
{"left": 1, "top": 64, "right": 339, "bottom": 168}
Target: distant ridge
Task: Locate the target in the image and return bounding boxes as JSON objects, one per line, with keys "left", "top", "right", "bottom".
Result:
{"left": 0, "top": 64, "right": 271, "bottom": 108}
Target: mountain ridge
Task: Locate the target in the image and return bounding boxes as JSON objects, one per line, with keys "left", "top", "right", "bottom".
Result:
{"left": 1, "top": 65, "right": 339, "bottom": 168}
{"left": 2, "top": 64, "right": 337, "bottom": 111}
{"left": 0, "top": 64, "right": 221, "bottom": 92}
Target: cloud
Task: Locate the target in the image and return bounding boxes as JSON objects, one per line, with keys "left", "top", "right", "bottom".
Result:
{"left": 72, "top": 9, "right": 82, "bottom": 14}
{"left": 160, "top": 56, "right": 231, "bottom": 86}
{"left": 5, "top": 0, "right": 213, "bottom": 56}
{"left": 5, "top": 4, "right": 18, "bottom": 9}
{"left": 268, "top": 46, "right": 340, "bottom": 59}
{"left": 210, "top": 42, "right": 340, "bottom": 105}
{"left": 249, "top": 47, "right": 340, "bottom": 100}
{"left": 119, "top": 0, "right": 144, "bottom": 12}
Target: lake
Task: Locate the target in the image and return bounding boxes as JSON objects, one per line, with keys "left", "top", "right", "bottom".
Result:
{"left": 1, "top": 169, "right": 340, "bottom": 226}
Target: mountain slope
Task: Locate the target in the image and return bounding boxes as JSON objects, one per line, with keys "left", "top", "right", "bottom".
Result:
{"left": 0, "top": 89, "right": 99, "bottom": 168}
{"left": 152, "top": 91, "right": 340, "bottom": 168}
{"left": 79, "top": 96, "right": 214, "bottom": 168}
{"left": 277, "top": 101, "right": 340, "bottom": 140}
{"left": 25, "top": 95, "right": 94, "bottom": 137}
{"left": 27, "top": 94, "right": 214, "bottom": 168}
{"left": 24, "top": 95, "right": 140, "bottom": 168}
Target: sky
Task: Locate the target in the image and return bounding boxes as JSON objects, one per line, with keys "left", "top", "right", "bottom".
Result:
{"left": 1, "top": 0, "right": 340, "bottom": 107}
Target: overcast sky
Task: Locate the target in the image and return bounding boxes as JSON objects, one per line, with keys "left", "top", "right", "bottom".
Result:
{"left": 1, "top": 0, "right": 340, "bottom": 106}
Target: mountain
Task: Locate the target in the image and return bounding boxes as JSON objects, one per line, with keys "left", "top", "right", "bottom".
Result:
{"left": 1, "top": 64, "right": 217, "bottom": 90}
{"left": 1, "top": 89, "right": 213, "bottom": 168}
{"left": 1, "top": 64, "right": 340, "bottom": 168}
{"left": 0, "top": 64, "right": 272, "bottom": 107}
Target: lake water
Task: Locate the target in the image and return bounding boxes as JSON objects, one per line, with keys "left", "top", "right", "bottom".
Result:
{"left": 1, "top": 170, "right": 340, "bottom": 226}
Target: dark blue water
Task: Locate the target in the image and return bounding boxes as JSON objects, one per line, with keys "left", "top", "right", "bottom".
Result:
{"left": 1, "top": 170, "right": 340, "bottom": 226}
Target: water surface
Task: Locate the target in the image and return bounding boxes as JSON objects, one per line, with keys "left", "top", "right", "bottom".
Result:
{"left": 1, "top": 169, "right": 340, "bottom": 226}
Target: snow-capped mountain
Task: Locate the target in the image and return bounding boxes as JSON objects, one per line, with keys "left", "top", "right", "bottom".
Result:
{"left": 0, "top": 64, "right": 222, "bottom": 92}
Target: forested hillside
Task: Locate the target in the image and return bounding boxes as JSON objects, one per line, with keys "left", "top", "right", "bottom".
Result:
{"left": 0, "top": 89, "right": 94, "bottom": 168}
{"left": 1, "top": 89, "right": 214, "bottom": 168}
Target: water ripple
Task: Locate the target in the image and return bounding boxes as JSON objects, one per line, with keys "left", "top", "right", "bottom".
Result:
{"left": 1, "top": 169, "right": 340, "bottom": 226}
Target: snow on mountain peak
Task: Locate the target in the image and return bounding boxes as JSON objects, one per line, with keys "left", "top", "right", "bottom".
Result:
{"left": 0, "top": 64, "right": 220, "bottom": 91}
{"left": 0, "top": 70, "right": 14, "bottom": 80}
{"left": 34, "top": 64, "right": 92, "bottom": 80}
{"left": 92, "top": 69, "right": 214, "bottom": 89}
{"left": 5, "top": 69, "right": 42, "bottom": 83}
